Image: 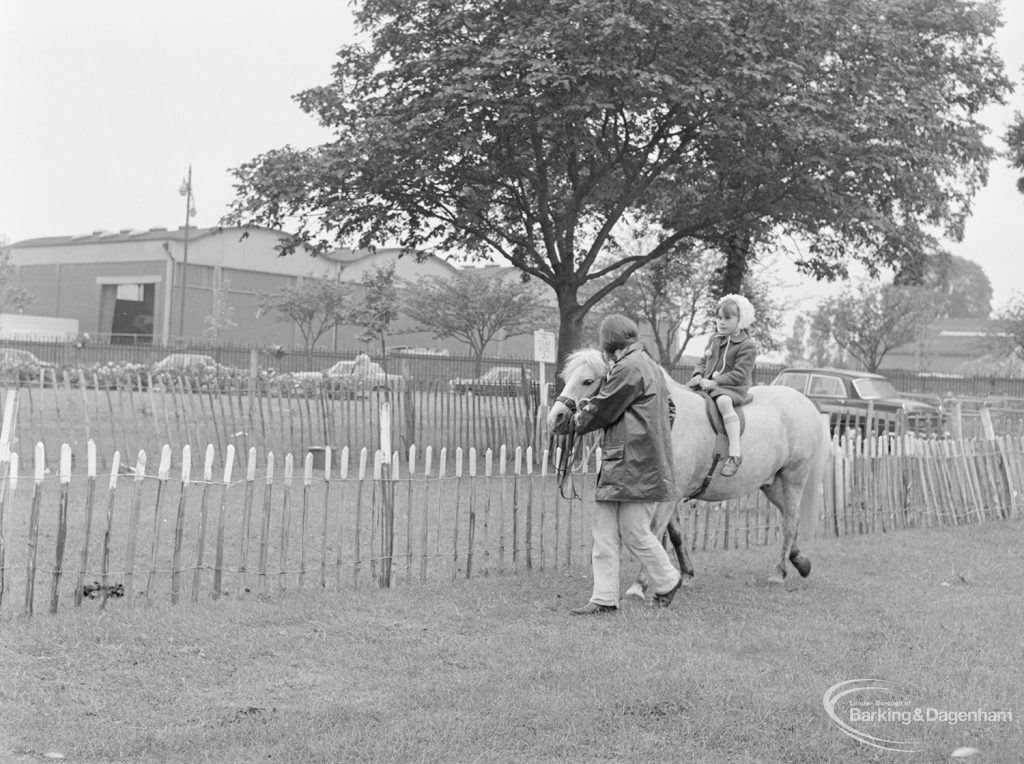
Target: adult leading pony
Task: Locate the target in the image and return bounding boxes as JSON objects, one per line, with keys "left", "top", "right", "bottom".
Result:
{"left": 547, "top": 348, "right": 829, "bottom": 583}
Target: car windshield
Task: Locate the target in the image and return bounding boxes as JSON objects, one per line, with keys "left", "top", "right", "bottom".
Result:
{"left": 852, "top": 378, "right": 900, "bottom": 399}
{"left": 0, "top": 350, "right": 38, "bottom": 364}
{"left": 774, "top": 372, "right": 807, "bottom": 391}
{"left": 485, "top": 368, "right": 523, "bottom": 381}
{"left": 326, "top": 361, "right": 357, "bottom": 375}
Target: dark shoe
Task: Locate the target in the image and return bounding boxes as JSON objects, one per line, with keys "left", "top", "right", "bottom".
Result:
{"left": 720, "top": 455, "right": 742, "bottom": 477}
{"left": 653, "top": 577, "right": 683, "bottom": 609}
{"left": 569, "top": 602, "right": 617, "bottom": 616}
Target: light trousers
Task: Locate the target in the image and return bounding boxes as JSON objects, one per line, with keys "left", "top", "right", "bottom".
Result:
{"left": 589, "top": 500, "right": 681, "bottom": 606}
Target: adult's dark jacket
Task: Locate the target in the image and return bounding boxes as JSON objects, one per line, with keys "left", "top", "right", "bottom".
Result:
{"left": 573, "top": 342, "right": 677, "bottom": 502}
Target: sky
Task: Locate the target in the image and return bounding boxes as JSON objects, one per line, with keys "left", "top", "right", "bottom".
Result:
{"left": 2, "top": 0, "right": 1023, "bottom": 311}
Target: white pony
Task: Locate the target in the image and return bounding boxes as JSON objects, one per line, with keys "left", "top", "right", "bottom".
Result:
{"left": 547, "top": 348, "right": 829, "bottom": 583}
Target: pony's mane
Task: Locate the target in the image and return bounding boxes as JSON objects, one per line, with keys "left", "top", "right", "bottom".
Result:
{"left": 560, "top": 348, "right": 609, "bottom": 381}
{"left": 559, "top": 346, "right": 680, "bottom": 390}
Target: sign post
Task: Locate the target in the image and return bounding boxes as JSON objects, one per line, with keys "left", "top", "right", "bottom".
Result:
{"left": 533, "top": 329, "right": 557, "bottom": 399}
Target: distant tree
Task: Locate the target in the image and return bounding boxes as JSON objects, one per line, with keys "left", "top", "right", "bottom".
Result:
{"left": 994, "top": 291, "right": 1024, "bottom": 352}
{"left": 256, "top": 276, "right": 356, "bottom": 369}
{"left": 917, "top": 253, "right": 992, "bottom": 318}
{"left": 403, "top": 270, "right": 547, "bottom": 374}
{"left": 0, "top": 240, "right": 33, "bottom": 317}
{"left": 806, "top": 310, "right": 846, "bottom": 368}
{"left": 785, "top": 314, "right": 808, "bottom": 366}
{"left": 811, "top": 282, "right": 939, "bottom": 373}
{"left": 740, "top": 268, "right": 787, "bottom": 358}
{"left": 598, "top": 221, "right": 718, "bottom": 367}
{"left": 598, "top": 218, "right": 786, "bottom": 366}
{"left": 202, "top": 279, "right": 237, "bottom": 341}
{"left": 348, "top": 264, "right": 400, "bottom": 366}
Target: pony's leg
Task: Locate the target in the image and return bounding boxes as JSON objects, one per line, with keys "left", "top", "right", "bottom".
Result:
{"left": 760, "top": 474, "right": 807, "bottom": 583}
{"left": 665, "top": 515, "right": 694, "bottom": 578}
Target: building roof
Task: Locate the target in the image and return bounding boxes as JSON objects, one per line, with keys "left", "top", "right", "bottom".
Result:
{"left": 12, "top": 226, "right": 235, "bottom": 248}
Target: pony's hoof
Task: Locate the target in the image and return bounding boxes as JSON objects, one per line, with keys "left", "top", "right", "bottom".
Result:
{"left": 792, "top": 555, "right": 812, "bottom": 578}
{"left": 768, "top": 570, "right": 787, "bottom": 584}
{"left": 624, "top": 583, "right": 646, "bottom": 600}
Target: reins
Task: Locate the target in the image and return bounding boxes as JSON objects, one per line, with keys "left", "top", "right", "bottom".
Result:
{"left": 553, "top": 394, "right": 583, "bottom": 500}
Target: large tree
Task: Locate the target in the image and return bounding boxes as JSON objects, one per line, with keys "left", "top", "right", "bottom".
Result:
{"left": 403, "top": 270, "right": 547, "bottom": 373}
{"left": 227, "top": 0, "right": 1010, "bottom": 366}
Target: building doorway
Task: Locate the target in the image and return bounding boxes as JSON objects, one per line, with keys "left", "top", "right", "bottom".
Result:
{"left": 109, "top": 283, "right": 155, "bottom": 344}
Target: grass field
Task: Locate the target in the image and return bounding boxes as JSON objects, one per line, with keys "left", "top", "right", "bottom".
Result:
{"left": 1, "top": 519, "right": 1021, "bottom": 763}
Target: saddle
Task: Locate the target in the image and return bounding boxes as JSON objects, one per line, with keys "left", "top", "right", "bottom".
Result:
{"left": 685, "top": 390, "right": 748, "bottom": 501}
{"left": 700, "top": 390, "right": 747, "bottom": 438}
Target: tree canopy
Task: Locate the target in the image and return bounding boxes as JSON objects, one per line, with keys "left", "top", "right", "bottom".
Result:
{"left": 1007, "top": 106, "right": 1024, "bottom": 195}
{"left": 227, "top": 0, "right": 1011, "bottom": 364}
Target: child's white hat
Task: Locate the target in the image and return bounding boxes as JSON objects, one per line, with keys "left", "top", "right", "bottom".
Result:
{"left": 718, "top": 294, "right": 756, "bottom": 330}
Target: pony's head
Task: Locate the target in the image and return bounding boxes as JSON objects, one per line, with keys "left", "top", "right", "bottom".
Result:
{"left": 546, "top": 348, "right": 611, "bottom": 433}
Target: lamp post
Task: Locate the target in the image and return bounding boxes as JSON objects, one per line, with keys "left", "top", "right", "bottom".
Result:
{"left": 177, "top": 165, "right": 196, "bottom": 340}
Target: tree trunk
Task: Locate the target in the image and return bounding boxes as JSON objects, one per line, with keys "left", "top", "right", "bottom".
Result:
{"left": 554, "top": 287, "right": 587, "bottom": 380}
{"left": 718, "top": 231, "right": 752, "bottom": 297}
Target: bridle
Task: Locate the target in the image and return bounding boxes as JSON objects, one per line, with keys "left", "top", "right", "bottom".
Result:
{"left": 551, "top": 393, "right": 589, "bottom": 500}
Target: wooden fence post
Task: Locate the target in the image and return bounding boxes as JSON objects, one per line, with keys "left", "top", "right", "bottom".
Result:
{"left": 483, "top": 448, "right": 493, "bottom": 578}
{"left": 73, "top": 440, "right": 98, "bottom": 607}
{"left": 420, "top": 446, "right": 432, "bottom": 584}
{"left": 466, "top": 448, "right": 477, "bottom": 579}
{"left": 191, "top": 445, "right": 215, "bottom": 603}
{"left": 212, "top": 444, "right": 236, "bottom": 599}
{"left": 404, "top": 445, "right": 415, "bottom": 586}
{"left": 320, "top": 447, "right": 333, "bottom": 589}
{"left": 145, "top": 445, "right": 172, "bottom": 599}
{"left": 124, "top": 450, "right": 147, "bottom": 609}
{"left": 298, "top": 451, "right": 313, "bottom": 588}
{"left": 49, "top": 444, "right": 72, "bottom": 614}
{"left": 170, "top": 446, "right": 192, "bottom": 604}
{"left": 239, "top": 447, "right": 257, "bottom": 594}
{"left": 100, "top": 451, "right": 120, "bottom": 611}
{"left": 277, "top": 453, "right": 289, "bottom": 594}
{"left": 0, "top": 389, "right": 19, "bottom": 613}
{"left": 452, "top": 447, "right": 463, "bottom": 581}
{"left": 496, "top": 446, "right": 507, "bottom": 572}
{"left": 353, "top": 447, "right": 368, "bottom": 588}
{"left": 259, "top": 451, "right": 275, "bottom": 593}
{"left": 336, "top": 446, "right": 350, "bottom": 589}
{"left": 24, "top": 443, "right": 45, "bottom": 617}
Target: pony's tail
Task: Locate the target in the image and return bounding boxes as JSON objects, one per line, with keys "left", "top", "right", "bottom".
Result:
{"left": 799, "top": 416, "right": 830, "bottom": 541}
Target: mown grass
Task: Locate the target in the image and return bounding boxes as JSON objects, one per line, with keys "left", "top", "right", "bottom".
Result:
{"left": 1, "top": 520, "right": 1022, "bottom": 763}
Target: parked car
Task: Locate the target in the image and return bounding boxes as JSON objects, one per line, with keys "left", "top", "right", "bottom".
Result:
{"left": 769, "top": 367, "right": 944, "bottom": 436}
{"left": 450, "top": 366, "right": 534, "bottom": 396}
{"left": 0, "top": 348, "right": 56, "bottom": 385}
{"left": 150, "top": 353, "right": 230, "bottom": 392}
{"left": 152, "top": 353, "right": 221, "bottom": 374}
{"left": 291, "top": 357, "right": 403, "bottom": 397}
